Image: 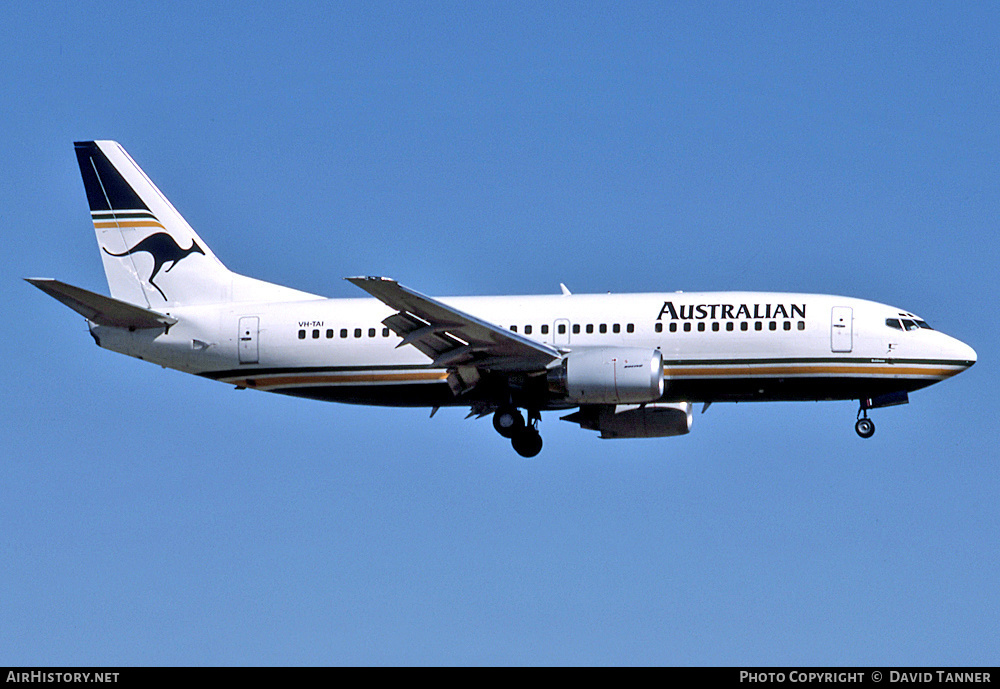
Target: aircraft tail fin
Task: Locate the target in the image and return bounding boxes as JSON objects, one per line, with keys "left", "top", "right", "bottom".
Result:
{"left": 73, "top": 141, "right": 320, "bottom": 307}
{"left": 74, "top": 140, "right": 235, "bottom": 307}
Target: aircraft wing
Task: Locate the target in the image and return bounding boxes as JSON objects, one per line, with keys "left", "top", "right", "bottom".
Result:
{"left": 346, "top": 276, "right": 560, "bottom": 372}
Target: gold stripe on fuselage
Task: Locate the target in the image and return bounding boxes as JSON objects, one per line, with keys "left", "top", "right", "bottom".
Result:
{"left": 218, "top": 361, "right": 964, "bottom": 392}
{"left": 666, "top": 363, "right": 963, "bottom": 379}
{"left": 227, "top": 371, "right": 449, "bottom": 390}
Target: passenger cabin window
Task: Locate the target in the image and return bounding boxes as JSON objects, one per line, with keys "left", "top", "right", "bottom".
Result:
{"left": 312, "top": 329, "right": 320, "bottom": 339}
{"left": 368, "top": 328, "right": 376, "bottom": 337}
{"left": 655, "top": 323, "right": 663, "bottom": 333}
{"left": 524, "top": 325, "right": 532, "bottom": 335}
{"left": 354, "top": 328, "right": 362, "bottom": 338}
{"left": 340, "top": 328, "right": 348, "bottom": 338}
{"left": 557, "top": 324, "right": 567, "bottom": 335}
{"left": 586, "top": 324, "right": 594, "bottom": 334}
{"left": 599, "top": 324, "right": 607, "bottom": 334}
{"left": 627, "top": 324, "right": 634, "bottom": 333}
{"left": 572, "top": 324, "right": 580, "bottom": 334}
{"left": 612, "top": 324, "right": 620, "bottom": 334}
{"left": 326, "top": 329, "right": 334, "bottom": 338}
{"left": 541, "top": 324, "right": 549, "bottom": 335}
{"left": 298, "top": 329, "right": 306, "bottom": 339}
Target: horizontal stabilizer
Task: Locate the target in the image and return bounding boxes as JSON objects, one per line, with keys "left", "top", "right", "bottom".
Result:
{"left": 25, "top": 278, "right": 177, "bottom": 329}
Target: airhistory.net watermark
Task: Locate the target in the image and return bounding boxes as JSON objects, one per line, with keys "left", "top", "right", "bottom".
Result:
{"left": 6, "top": 673, "right": 118, "bottom": 683}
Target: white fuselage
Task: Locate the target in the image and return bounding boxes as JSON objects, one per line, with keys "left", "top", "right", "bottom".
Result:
{"left": 91, "top": 290, "right": 976, "bottom": 409}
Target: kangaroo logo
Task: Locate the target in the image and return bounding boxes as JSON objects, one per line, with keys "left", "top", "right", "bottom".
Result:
{"left": 103, "top": 232, "right": 205, "bottom": 300}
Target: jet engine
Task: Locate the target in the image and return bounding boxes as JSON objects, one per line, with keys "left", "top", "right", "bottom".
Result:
{"left": 548, "top": 347, "right": 664, "bottom": 405}
{"left": 561, "top": 402, "right": 693, "bottom": 439}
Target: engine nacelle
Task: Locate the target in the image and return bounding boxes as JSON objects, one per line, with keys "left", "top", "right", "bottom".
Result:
{"left": 562, "top": 403, "right": 693, "bottom": 439}
{"left": 548, "top": 347, "right": 664, "bottom": 405}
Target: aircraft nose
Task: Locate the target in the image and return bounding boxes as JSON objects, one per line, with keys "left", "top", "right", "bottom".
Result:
{"left": 945, "top": 336, "right": 976, "bottom": 368}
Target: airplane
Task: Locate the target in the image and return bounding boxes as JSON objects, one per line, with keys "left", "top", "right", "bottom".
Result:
{"left": 28, "top": 141, "right": 977, "bottom": 457}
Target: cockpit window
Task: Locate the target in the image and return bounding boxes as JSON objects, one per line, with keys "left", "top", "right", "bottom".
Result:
{"left": 888, "top": 316, "right": 934, "bottom": 331}
{"left": 887, "top": 317, "right": 933, "bottom": 331}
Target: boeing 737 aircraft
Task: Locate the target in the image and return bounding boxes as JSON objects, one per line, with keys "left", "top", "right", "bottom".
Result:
{"left": 29, "top": 141, "right": 977, "bottom": 456}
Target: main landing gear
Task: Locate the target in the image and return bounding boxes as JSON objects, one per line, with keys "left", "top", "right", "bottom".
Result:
{"left": 855, "top": 406, "right": 875, "bottom": 439}
{"left": 494, "top": 406, "right": 543, "bottom": 458}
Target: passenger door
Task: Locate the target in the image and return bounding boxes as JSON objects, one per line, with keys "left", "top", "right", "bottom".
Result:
{"left": 239, "top": 316, "right": 259, "bottom": 364}
{"left": 831, "top": 307, "right": 853, "bottom": 353}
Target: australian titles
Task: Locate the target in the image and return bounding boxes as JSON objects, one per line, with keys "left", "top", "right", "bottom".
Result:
{"left": 657, "top": 301, "right": 806, "bottom": 321}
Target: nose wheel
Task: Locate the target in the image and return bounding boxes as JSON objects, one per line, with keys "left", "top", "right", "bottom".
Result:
{"left": 855, "top": 407, "right": 875, "bottom": 439}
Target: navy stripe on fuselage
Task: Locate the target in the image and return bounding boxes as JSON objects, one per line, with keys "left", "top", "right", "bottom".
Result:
{"left": 266, "top": 374, "right": 938, "bottom": 408}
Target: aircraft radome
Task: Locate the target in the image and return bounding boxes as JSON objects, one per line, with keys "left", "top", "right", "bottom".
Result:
{"left": 28, "top": 141, "right": 977, "bottom": 457}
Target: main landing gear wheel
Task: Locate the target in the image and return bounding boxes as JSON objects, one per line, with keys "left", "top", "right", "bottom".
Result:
{"left": 855, "top": 417, "right": 875, "bottom": 439}
{"left": 511, "top": 428, "right": 543, "bottom": 458}
{"left": 493, "top": 407, "right": 524, "bottom": 438}
{"left": 511, "top": 410, "right": 543, "bottom": 458}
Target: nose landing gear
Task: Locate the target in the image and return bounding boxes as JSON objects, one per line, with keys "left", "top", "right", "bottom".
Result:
{"left": 855, "top": 416, "right": 875, "bottom": 438}
{"left": 855, "top": 406, "right": 875, "bottom": 439}
{"left": 854, "top": 392, "right": 908, "bottom": 438}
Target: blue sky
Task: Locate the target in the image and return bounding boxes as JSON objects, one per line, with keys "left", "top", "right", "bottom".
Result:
{"left": 2, "top": 1, "right": 998, "bottom": 665}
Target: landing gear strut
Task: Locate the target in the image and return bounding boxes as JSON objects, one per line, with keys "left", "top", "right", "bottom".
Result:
{"left": 855, "top": 406, "right": 875, "bottom": 439}
{"left": 494, "top": 406, "right": 543, "bottom": 457}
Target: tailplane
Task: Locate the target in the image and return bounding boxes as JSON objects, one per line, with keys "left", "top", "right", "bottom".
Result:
{"left": 74, "top": 141, "right": 318, "bottom": 307}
